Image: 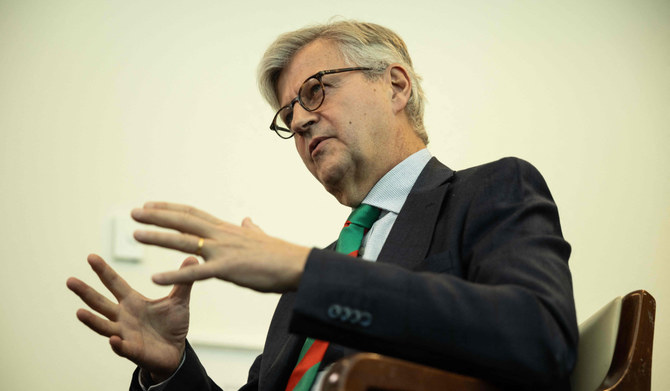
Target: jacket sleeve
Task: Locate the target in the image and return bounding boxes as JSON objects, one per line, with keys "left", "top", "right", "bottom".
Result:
{"left": 289, "top": 158, "right": 578, "bottom": 389}
{"left": 129, "top": 341, "right": 263, "bottom": 391}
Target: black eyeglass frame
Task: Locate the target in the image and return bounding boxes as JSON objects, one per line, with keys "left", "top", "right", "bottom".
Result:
{"left": 269, "top": 67, "right": 374, "bottom": 139}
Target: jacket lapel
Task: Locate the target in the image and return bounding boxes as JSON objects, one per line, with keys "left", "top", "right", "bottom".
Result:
{"left": 377, "top": 158, "right": 454, "bottom": 269}
{"left": 258, "top": 293, "right": 304, "bottom": 391}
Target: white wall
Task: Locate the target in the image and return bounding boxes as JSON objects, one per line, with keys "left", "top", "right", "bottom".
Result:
{"left": 1, "top": 0, "right": 668, "bottom": 389}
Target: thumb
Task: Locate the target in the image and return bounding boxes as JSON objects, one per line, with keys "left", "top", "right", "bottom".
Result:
{"left": 110, "top": 335, "right": 139, "bottom": 362}
{"left": 168, "top": 257, "right": 199, "bottom": 301}
{"left": 241, "top": 217, "right": 264, "bottom": 233}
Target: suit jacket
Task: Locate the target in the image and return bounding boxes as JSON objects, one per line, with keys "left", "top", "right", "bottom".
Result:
{"left": 131, "top": 157, "right": 578, "bottom": 391}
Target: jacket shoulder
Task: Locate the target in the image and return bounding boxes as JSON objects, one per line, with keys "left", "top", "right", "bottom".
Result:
{"left": 453, "top": 157, "right": 548, "bottom": 189}
{"left": 457, "top": 156, "right": 540, "bottom": 177}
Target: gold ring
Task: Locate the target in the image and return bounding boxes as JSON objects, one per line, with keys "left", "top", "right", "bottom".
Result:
{"left": 195, "top": 237, "right": 205, "bottom": 256}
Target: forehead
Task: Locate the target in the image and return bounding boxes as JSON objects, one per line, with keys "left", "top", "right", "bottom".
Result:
{"left": 276, "top": 39, "right": 349, "bottom": 106}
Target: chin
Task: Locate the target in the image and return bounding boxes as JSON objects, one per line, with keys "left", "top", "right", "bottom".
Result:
{"left": 311, "top": 150, "right": 354, "bottom": 190}
{"left": 316, "top": 164, "right": 347, "bottom": 189}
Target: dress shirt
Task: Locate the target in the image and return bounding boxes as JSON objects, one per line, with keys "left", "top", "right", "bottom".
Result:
{"left": 359, "top": 148, "right": 432, "bottom": 261}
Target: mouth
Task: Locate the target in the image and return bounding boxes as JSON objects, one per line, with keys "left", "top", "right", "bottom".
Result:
{"left": 309, "top": 136, "right": 330, "bottom": 157}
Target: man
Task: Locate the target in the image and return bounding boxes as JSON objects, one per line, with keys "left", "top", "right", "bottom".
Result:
{"left": 67, "top": 21, "right": 578, "bottom": 390}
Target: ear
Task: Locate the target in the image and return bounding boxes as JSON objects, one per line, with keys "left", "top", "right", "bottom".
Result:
{"left": 388, "top": 64, "right": 412, "bottom": 114}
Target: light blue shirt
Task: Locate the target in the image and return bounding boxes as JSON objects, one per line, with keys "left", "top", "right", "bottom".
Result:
{"left": 359, "top": 148, "right": 432, "bottom": 261}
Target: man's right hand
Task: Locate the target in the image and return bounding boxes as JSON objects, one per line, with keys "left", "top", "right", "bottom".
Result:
{"left": 67, "top": 254, "right": 197, "bottom": 382}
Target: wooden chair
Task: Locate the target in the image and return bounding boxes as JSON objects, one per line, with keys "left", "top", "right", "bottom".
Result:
{"left": 321, "top": 290, "right": 655, "bottom": 391}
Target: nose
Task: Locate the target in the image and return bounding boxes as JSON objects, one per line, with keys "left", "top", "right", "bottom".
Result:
{"left": 291, "top": 104, "right": 319, "bottom": 135}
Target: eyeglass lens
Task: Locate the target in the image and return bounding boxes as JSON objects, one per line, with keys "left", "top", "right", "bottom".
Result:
{"left": 276, "top": 77, "right": 324, "bottom": 134}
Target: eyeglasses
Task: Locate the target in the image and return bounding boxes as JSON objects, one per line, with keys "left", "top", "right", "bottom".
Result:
{"left": 269, "top": 67, "right": 373, "bottom": 139}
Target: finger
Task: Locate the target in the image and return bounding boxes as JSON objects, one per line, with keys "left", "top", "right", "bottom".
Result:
{"left": 131, "top": 207, "right": 215, "bottom": 238}
{"left": 144, "top": 202, "right": 226, "bottom": 225}
{"left": 133, "top": 230, "right": 208, "bottom": 257}
{"left": 67, "top": 277, "right": 118, "bottom": 319}
{"left": 241, "top": 217, "right": 264, "bottom": 233}
{"left": 76, "top": 308, "right": 120, "bottom": 337}
{"left": 148, "top": 202, "right": 228, "bottom": 226}
{"left": 152, "top": 262, "right": 218, "bottom": 286}
{"left": 87, "top": 254, "right": 132, "bottom": 301}
{"left": 168, "top": 257, "right": 199, "bottom": 302}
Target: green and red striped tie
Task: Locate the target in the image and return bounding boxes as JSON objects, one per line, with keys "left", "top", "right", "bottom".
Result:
{"left": 284, "top": 204, "right": 381, "bottom": 391}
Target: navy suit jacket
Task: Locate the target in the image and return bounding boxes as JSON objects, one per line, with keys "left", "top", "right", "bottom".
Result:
{"left": 131, "top": 157, "right": 578, "bottom": 391}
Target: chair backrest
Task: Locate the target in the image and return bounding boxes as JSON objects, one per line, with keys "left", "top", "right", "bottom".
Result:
{"left": 571, "top": 290, "right": 656, "bottom": 391}
{"left": 570, "top": 296, "right": 622, "bottom": 391}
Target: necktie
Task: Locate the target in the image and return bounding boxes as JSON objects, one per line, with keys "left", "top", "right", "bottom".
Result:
{"left": 284, "top": 204, "right": 381, "bottom": 391}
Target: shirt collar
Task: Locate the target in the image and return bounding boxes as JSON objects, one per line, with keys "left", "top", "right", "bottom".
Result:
{"left": 361, "top": 148, "right": 432, "bottom": 214}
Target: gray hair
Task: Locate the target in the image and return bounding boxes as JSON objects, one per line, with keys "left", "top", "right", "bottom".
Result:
{"left": 257, "top": 20, "right": 428, "bottom": 144}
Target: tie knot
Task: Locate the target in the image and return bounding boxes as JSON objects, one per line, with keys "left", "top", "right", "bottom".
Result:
{"left": 347, "top": 204, "right": 381, "bottom": 229}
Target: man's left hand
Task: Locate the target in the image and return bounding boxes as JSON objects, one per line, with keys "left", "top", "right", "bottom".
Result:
{"left": 131, "top": 202, "right": 310, "bottom": 293}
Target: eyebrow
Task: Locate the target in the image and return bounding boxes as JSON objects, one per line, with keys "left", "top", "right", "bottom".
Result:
{"left": 279, "top": 75, "right": 310, "bottom": 109}
{"left": 278, "top": 74, "right": 314, "bottom": 108}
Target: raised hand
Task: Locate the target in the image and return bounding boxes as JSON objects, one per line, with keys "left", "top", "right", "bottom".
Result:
{"left": 130, "top": 202, "right": 311, "bottom": 293}
{"left": 67, "top": 254, "right": 197, "bottom": 382}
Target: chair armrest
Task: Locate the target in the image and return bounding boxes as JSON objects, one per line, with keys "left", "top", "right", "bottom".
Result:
{"left": 321, "top": 353, "right": 502, "bottom": 391}
{"left": 598, "top": 289, "right": 656, "bottom": 390}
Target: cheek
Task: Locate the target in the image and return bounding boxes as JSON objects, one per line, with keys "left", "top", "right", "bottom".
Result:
{"left": 294, "top": 138, "right": 312, "bottom": 165}
{"left": 294, "top": 137, "right": 306, "bottom": 155}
